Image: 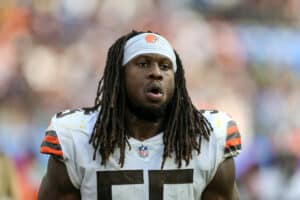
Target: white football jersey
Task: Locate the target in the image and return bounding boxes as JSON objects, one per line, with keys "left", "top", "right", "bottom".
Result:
{"left": 40, "top": 108, "right": 241, "bottom": 200}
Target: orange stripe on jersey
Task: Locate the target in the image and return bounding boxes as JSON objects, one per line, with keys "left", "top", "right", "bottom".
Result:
{"left": 225, "top": 137, "right": 241, "bottom": 148}
{"left": 40, "top": 146, "right": 63, "bottom": 156}
{"left": 44, "top": 135, "right": 59, "bottom": 144}
{"left": 227, "top": 125, "right": 239, "bottom": 136}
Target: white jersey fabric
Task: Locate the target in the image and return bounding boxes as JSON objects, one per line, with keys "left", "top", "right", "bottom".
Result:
{"left": 40, "top": 108, "right": 241, "bottom": 200}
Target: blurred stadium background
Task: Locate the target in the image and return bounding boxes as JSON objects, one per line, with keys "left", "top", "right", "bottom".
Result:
{"left": 0, "top": 0, "right": 300, "bottom": 199}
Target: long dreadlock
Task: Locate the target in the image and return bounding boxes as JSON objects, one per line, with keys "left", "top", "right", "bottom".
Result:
{"left": 89, "top": 30, "right": 213, "bottom": 168}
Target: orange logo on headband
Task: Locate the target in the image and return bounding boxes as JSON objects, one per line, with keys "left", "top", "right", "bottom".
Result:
{"left": 145, "top": 34, "right": 157, "bottom": 43}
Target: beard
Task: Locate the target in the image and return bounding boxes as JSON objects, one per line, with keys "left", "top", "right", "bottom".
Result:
{"left": 126, "top": 98, "right": 169, "bottom": 122}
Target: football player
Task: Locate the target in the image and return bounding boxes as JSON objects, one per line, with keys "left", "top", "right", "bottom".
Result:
{"left": 38, "top": 31, "right": 241, "bottom": 200}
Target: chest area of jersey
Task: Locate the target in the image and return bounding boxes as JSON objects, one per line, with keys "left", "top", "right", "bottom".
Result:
{"left": 80, "top": 139, "right": 211, "bottom": 199}
{"left": 81, "top": 154, "right": 209, "bottom": 200}
{"left": 82, "top": 167, "right": 208, "bottom": 200}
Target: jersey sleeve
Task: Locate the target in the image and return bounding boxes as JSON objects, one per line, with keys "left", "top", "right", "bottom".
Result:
{"left": 40, "top": 129, "right": 63, "bottom": 160}
{"left": 40, "top": 112, "right": 82, "bottom": 189}
{"left": 202, "top": 110, "right": 242, "bottom": 184}
{"left": 224, "top": 119, "right": 241, "bottom": 158}
{"left": 202, "top": 110, "right": 242, "bottom": 160}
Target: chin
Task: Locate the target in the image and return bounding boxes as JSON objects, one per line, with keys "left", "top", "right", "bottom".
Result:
{"left": 128, "top": 101, "right": 167, "bottom": 122}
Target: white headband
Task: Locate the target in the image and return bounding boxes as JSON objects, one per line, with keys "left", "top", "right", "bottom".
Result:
{"left": 122, "top": 33, "right": 177, "bottom": 72}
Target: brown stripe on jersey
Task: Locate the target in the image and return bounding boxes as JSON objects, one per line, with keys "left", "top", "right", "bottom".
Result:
{"left": 45, "top": 130, "right": 58, "bottom": 137}
{"left": 40, "top": 141, "right": 63, "bottom": 158}
{"left": 40, "top": 141, "right": 62, "bottom": 150}
{"left": 225, "top": 144, "right": 241, "bottom": 155}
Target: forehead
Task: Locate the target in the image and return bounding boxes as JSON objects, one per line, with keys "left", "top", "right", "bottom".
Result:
{"left": 130, "top": 53, "right": 172, "bottom": 62}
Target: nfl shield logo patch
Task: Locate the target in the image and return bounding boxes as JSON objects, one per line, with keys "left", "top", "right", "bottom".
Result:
{"left": 138, "top": 145, "right": 149, "bottom": 158}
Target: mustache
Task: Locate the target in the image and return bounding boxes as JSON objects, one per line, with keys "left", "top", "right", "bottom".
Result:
{"left": 145, "top": 82, "right": 164, "bottom": 94}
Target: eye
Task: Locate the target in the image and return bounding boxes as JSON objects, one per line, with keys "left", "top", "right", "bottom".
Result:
{"left": 138, "top": 62, "right": 149, "bottom": 68}
{"left": 160, "top": 63, "right": 172, "bottom": 71}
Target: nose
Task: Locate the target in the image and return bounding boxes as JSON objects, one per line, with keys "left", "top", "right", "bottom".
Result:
{"left": 148, "top": 63, "right": 163, "bottom": 80}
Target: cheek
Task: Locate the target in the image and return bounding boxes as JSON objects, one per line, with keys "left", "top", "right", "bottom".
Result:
{"left": 165, "top": 75, "right": 175, "bottom": 98}
{"left": 125, "top": 67, "right": 143, "bottom": 87}
{"left": 125, "top": 72, "right": 144, "bottom": 100}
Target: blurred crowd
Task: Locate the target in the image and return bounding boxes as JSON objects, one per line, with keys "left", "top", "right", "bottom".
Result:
{"left": 0, "top": 0, "right": 300, "bottom": 199}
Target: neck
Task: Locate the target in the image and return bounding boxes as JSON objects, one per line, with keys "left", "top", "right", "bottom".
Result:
{"left": 126, "top": 110, "right": 164, "bottom": 141}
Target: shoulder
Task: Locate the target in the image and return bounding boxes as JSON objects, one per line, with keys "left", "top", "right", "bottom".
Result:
{"left": 194, "top": 110, "right": 241, "bottom": 197}
{"left": 200, "top": 109, "right": 233, "bottom": 131}
{"left": 40, "top": 108, "right": 99, "bottom": 188}
{"left": 200, "top": 109, "right": 242, "bottom": 158}
{"left": 50, "top": 108, "right": 99, "bottom": 136}
{"left": 200, "top": 110, "right": 238, "bottom": 138}
{"left": 40, "top": 108, "right": 99, "bottom": 159}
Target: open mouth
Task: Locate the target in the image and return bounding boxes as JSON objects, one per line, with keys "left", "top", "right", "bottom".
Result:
{"left": 148, "top": 86, "right": 162, "bottom": 95}
{"left": 145, "top": 84, "right": 164, "bottom": 101}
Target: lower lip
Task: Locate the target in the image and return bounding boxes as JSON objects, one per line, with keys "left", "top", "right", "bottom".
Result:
{"left": 146, "top": 92, "right": 163, "bottom": 102}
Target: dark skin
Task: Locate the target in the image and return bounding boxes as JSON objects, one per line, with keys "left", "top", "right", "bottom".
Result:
{"left": 38, "top": 156, "right": 80, "bottom": 200}
{"left": 38, "top": 54, "right": 239, "bottom": 200}
{"left": 202, "top": 157, "right": 240, "bottom": 200}
{"left": 124, "top": 53, "right": 175, "bottom": 140}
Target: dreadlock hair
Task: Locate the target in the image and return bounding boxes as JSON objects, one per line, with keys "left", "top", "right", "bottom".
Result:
{"left": 89, "top": 30, "right": 213, "bottom": 168}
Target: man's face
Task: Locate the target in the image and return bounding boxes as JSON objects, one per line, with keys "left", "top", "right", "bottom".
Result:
{"left": 124, "top": 53, "right": 175, "bottom": 121}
